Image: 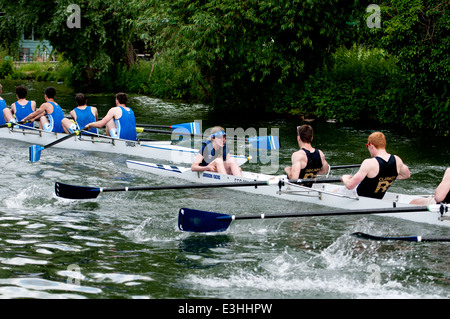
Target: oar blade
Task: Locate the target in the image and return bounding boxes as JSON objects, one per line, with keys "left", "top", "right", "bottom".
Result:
{"left": 247, "top": 136, "right": 280, "bottom": 150}
{"left": 171, "top": 122, "right": 201, "bottom": 135}
{"left": 29, "top": 145, "right": 44, "bottom": 162}
{"left": 178, "top": 208, "right": 233, "bottom": 233}
{"left": 55, "top": 182, "right": 101, "bottom": 199}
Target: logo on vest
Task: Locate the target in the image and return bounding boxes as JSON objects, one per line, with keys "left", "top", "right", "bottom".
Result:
{"left": 374, "top": 176, "right": 396, "bottom": 193}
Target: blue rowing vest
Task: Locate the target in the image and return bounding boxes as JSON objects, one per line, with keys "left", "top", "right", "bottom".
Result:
{"left": 74, "top": 106, "right": 98, "bottom": 134}
{"left": 0, "top": 99, "right": 6, "bottom": 126}
{"left": 14, "top": 101, "right": 34, "bottom": 128}
{"left": 114, "top": 106, "right": 136, "bottom": 141}
{"left": 47, "top": 102, "right": 65, "bottom": 133}
{"left": 199, "top": 141, "right": 229, "bottom": 166}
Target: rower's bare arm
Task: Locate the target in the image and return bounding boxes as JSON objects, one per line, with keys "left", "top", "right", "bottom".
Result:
{"left": 318, "top": 150, "right": 329, "bottom": 175}
{"left": 396, "top": 156, "right": 411, "bottom": 180}
{"left": 343, "top": 159, "right": 371, "bottom": 189}
{"left": 435, "top": 168, "right": 450, "bottom": 203}
{"left": 191, "top": 153, "right": 207, "bottom": 172}
{"left": 88, "top": 108, "right": 116, "bottom": 128}
{"left": 285, "top": 152, "right": 302, "bottom": 179}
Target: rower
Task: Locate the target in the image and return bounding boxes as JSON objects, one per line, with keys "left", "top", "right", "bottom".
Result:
{"left": 191, "top": 126, "right": 242, "bottom": 177}
{"left": 85, "top": 92, "right": 137, "bottom": 141}
{"left": 61, "top": 93, "right": 98, "bottom": 135}
{"left": 410, "top": 167, "right": 450, "bottom": 205}
{"left": 284, "top": 124, "right": 329, "bottom": 187}
{"left": 22, "top": 87, "right": 65, "bottom": 133}
{"left": 10, "top": 85, "right": 36, "bottom": 129}
{"left": 342, "top": 132, "right": 410, "bottom": 199}
{"left": 0, "top": 83, "right": 7, "bottom": 126}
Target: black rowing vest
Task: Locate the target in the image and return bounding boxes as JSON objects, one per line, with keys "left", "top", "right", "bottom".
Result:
{"left": 440, "top": 191, "right": 450, "bottom": 204}
{"left": 298, "top": 148, "right": 323, "bottom": 187}
{"left": 357, "top": 155, "right": 398, "bottom": 199}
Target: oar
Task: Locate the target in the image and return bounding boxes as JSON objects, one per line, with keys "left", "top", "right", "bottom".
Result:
{"left": 330, "top": 164, "right": 361, "bottom": 169}
{"left": 29, "top": 126, "right": 88, "bottom": 162}
{"left": 136, "top": 122, "right": 200, "bottom": 134}
{"left": 67, "top": 116, "right": 200, "bottom": 135}
{"left": 54, "top": 177, "right": 343, "bottom": 199}
{"left": 0, "top": 120, "right": 29, "bottom": 129}
{"left": 177, "top": 205, "right": 446, "bottom": 233}
{"left": 352, "top": 232, "right": 450, "bottom": 242}
{"left": 135, "top": 127, "right": 281, "bottom": 150}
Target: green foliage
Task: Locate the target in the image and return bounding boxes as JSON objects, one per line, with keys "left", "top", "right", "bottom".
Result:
{"left": 136, "top": 0, "right": 360, "bottom": 109}
{"left": 0, "top": 59, "right": 14, "bottom": 78}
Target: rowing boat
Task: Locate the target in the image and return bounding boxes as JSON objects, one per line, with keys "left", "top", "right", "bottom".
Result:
{"left": 0, "top": 126, "right": 249, "bottom": 165}
{"left": 126, "top": 160, "right": 450, "bottom": 227}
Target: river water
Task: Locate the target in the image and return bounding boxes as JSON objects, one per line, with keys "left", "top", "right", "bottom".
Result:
{"left": 0, "top": 80, "right": 448, "bottom": 301}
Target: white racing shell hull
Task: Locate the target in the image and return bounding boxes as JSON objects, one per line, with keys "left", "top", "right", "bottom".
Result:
{"left": 126, "top": 160, "right": 450, "bottom": 227}
{"left": 0, "top": 127, "right": 249, "bottom": 165}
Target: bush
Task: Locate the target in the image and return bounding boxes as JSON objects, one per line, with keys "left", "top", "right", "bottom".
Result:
{"left": 0, "top": 59, "right": 14, "bottom": 78}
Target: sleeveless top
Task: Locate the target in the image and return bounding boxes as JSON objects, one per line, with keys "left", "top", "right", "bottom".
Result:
{"left": 298, "top": 148, "right": 323, "bottom": 187}
{"left": 14, "top": 101, "right": 34, "bottom": 128}
{"left": 440, "top": 191, "right": 450, "bottom": 204}
{"left": 74, "top": 106, "right": 98, "bottom": 134}
{"left": 47, "top": 101, "right": 65, "bottom": 133}
{"left": 0, "top": 99, "right": 6, "bottom": 126}
{"left": 357, "top": 155, "right": 398, "bottom": 199}
{"left": 114, "top": 106, "right": 136, "bottom": 141}
{"left": 199, "top": 141, "right": 229, "bottom": 166}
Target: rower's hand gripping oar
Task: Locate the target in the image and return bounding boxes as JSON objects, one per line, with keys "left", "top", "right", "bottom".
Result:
{"left": 177, "top": 205, "right": 449, "bottom": 233}
{"left": 54, "top": 177, "right": 343, "bottom": 199}
{"left": 135, "top": 127, "right": 281, "bottom": 150}
{"left": 29, "top": 126, "right": 88, "bottom": 162}
{"left": 0, "top": 120, "right": 30, "bottom": 129}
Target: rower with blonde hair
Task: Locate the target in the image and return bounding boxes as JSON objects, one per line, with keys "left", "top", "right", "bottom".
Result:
{"left": 191, "top": 126, "right": 241, "bottom": 176}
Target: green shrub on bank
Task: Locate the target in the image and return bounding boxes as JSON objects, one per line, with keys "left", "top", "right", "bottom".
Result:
{"left": 284, "top": 45, "right": 449, "bottom": 134}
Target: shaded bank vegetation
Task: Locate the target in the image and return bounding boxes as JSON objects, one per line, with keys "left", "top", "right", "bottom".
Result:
{"left": 0, "top": 0, "right": 448, "bottom": 134}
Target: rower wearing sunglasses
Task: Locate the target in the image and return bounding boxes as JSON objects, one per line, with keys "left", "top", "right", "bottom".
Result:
{"left": 191, "top": 126, "right": 241, "bottom": 177}
{"left": 342, "top": 131, "right": 410, "bottom": 199}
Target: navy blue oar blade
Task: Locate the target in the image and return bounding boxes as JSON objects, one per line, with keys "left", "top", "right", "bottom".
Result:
{"left": 178, "top": 208, "right": 233, "bottom": 233}
{"left": 55, "top": 182, "right": 101, "bottom": 199}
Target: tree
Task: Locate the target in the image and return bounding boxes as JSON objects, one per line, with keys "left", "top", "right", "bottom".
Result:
{"left": 0, "top": 0, "right": 141, "bottom": 86}
{"left": 137, "top": 0, "right": 362, "bottom": 110}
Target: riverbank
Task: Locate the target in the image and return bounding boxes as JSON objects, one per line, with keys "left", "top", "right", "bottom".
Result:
{"left": 1, "top": 49, "right": 449, "bottom": 136}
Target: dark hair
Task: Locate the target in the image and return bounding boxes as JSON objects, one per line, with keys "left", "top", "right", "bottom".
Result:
{"left": 44, "top": 87, "right": 56, "bottom": 99}
{"left": 15, "top": 86, "right": 28, "bottom": 99}
{"left": 297, "top": 125, "right": 314, "bottom": 143}
{"left": 116, "top": 92, "right": 128, "bottom": 105}
{"left": 75, "top": 93, "right": 87, "bottom": 106}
